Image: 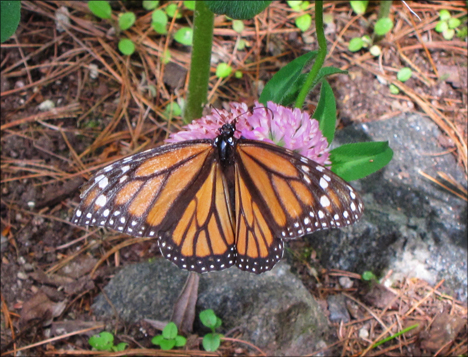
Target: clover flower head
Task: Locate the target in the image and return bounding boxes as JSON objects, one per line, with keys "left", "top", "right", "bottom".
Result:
{"left": 166, "top": 101, "right": 330, "bottom": 165}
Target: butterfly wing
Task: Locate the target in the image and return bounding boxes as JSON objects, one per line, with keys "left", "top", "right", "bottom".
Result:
{"left": 72, "top": 140, "right": 237, "bottom": 273}
{"left": 234, "top": 140, "right": 364, "bottom": 273}
{"left": 158, "top": 160, "right": 236, "bottom": 273}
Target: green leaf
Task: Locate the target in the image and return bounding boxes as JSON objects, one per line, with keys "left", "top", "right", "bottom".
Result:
{"left": 184, "top": 1, "right": 196, "bottom": 10}
{"left": 89, "top": 332, "right": 114, "bottom": 351}
{"left": 295, "top": 14, "right": 312, "bottom": 32}
{"left": 300, "top": 1, "right": 310, "bottom": 10}
{"left": 162, "top": 49, "right": 171, "bottom": 64}
{"left": 214, "top": 317, "right": 222, "bottom": 329}
{"left": 439, "top": 9, "right": 451, "bottom": 21}
{"left": 259, "top": 51, "right": 317, "bottom": 106}
{"left": 435, "top": 20, "right": 448, "bottom": 33}
{"left": 237, "top": 38, "right": 246, "bottom": 50}
{"left": 235, "top": 71, "right": 243, "bottom": 78}
{"left": 205, "top": 1, "right": 272, "bottom": 20}
{"left": 350, "top": 0, "right": 368, "bottom": 15}
{"left": 166, "top": 3, "right": 182, "bottom": 18}
{"left": 361, "top": 34, "right": 372, "bottom": 47}
{"left": 1, "top": 1, "right": 21, "bottom": 43}
{"left": 118, "top": 39, "right": 135, "bottom": 55}
{"left": 163, "top": 322, "right": 178, "bottom": 339}
{"left": 119, "top": 12, "right": 136, "bottom": 30}
{"left": 159, "top": 339, "right": 176, "bottom": 350}
{"left": 313, "top": 80, "right": 336, "bottom": 145}
{"left": 232, "top": 19, "right": 244, "bottom": 33}
{"left": 374, "top": 17, "right": 393, "bottom": 36}
{"left": 152, "top": 9, "right": 168, "bottom": 34}
{"left": 448, "top": 17, "right": 461, "bottom": 29}
{"left": 362, "top": 271, "right": 377, "bottom": 281}
{"left": 114, "top": 342, "right": 128, "bottom": 351}
{"left": 315, "top": 66, "right": 347, "bottom": 86}
{"left": 216, "top": 63, "right": 232, "bottom": 78}
{"left": 151, "top": 335, "right": 164, "bottom": 345}
{"left": 203, "top": 333, "right": 221, "bottom": 352}
{"left": 397, "top": 67, "right": 412, "bottom": 82}
{"left": 164, "top": 102, "right": 181, "bottom": 117}
{"left": 88, "top": 1, "right": 112, "bottom": 19}
{"left": 348, "top": 37, "right": 364, "bottom": 52}
{"left": 174, "top": 27, "right": 193, "bottom": 45}
{"left": 200, "top": 309, "right": 218, "bottom": 328}
{"left": 330, "top": 141, "right": 393, "bottom": 181}
{"left": 143, "top": 1, "right": 159, "bottom": 10}
{"left": 175, "top": 335, "right": 187, "bottom": 347}
{"left": 389, "top": 84, "right": 399, "bottom": 94}
{"left": 287, "top": 0, "right": 302, "bottom": 9}
{"left": 442, "top": 28, "right": 455, "bottom": 40}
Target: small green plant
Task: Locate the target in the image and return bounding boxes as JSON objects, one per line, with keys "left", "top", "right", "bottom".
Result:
{"left": 296, "top": 14, "right": 312, "bottom": 32}
{"left": 88, "top": 0, "right": 138, "bottom": 55}
{"left": 389, "top": 84, "right": 399, "bottom": 94}
{"left": 232, "top": 19, "right": 244, "bottom": 33}
{"left": 143, "top": 1, "right": 159, "bottom": 11}
{"left": 361, "top": 270, "right": 378, "bottom": 281}
{"left": 200, "top": 309, "right": 223, "bottom": 352}
{"left": 435, "top": 9, "right": 463, "bottom": 40}
{"left": 88, "top": 331, "right": 128, "bottom": 352}
{"left": 152, "top": 9, "right": 168, "bottom": 34}
{"left": 348, "top": 34, "right": 371, "bottom": 52}
{"left": 164, "top": 101, "right": 182, "bottom": 118}
{"left": 397, "top": 67, "right": 412, "bottom": 82}
{"left": 151, "top": 322, "right": 187, "bottom": 351}
{"left": 350, "top": 0, "right": 368, "bottom": 15}
{"left": 287, "top": 1, "right": 311, "bottom": 31}
{"left": 216, "top": 63, "right": 233, "bottom": 78}
{"left": 374, "top": 17, "right": 393, "bottom": 36}
{"left": 174, "top": 27, "right": 193, "bottom": 45}
{"left": 166, "top": 3, "right": 182, "bottom": 19}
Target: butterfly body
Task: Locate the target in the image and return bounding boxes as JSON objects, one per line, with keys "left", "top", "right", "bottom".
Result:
{"left": 72, "top": 123, "right": 363, "bottom": 274}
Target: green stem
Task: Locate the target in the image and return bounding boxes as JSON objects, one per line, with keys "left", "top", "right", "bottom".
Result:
{"left": 184, "top": 1, "right": 214, "bottom": 123}
{"left": 378, "top": 0, "right": 392, "bottom": 19}
{"left": 374, "top": 1, "right": 392, "bottom": 42}
{"left": 294, "top": 0, "right": 326, "bottom": 109}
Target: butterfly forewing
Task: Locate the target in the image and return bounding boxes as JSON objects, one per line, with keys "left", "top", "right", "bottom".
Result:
{"left": 236, "top": 140, "right": 364, "bottom": 241}
{"left": 72, "top": 141, "right": 214, "bottom": 237}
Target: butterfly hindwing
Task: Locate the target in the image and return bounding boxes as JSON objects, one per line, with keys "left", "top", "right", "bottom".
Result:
{"left": 158, "top": 161, "right": 237, "bottom": 273}
{"left": 234, "top": 162, "right": 284, "bottom": 273}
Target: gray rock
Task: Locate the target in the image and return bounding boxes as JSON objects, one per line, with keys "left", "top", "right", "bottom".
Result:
{"left": 93, "top": 258, "right": 330, "bottom": 355}
{"left": 310, "top": 113, "right": 467, "bottom": 301}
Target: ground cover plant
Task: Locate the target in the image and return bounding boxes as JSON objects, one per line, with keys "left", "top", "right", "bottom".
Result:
{"left": 1, "top": 1, "right": 467, "bottom": 355}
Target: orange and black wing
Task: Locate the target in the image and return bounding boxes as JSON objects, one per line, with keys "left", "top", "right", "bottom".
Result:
{"left": 234, "top": 140, "right": 364, "bottom": 273}
{"left": 72, "top": 141, "right": 236, "bottom": 273}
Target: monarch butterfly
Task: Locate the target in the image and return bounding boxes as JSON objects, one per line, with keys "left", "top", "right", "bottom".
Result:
{"left": 72, "top": 122, "right": 363, "bottom": 274}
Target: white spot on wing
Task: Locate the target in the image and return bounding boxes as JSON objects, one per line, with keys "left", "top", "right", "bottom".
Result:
{"left": 121, "top": 165, "right": 130, "bottom": 173}
{"left": 320, "top": 195, "right": 330, "bottom": 207}
{"left": 95, "top": 194, "right": 107, "bottom": 207}
{"left": 98, "top": 176, "right": 109, "bottom": 189}
{"left": 319, "top": 177, "right": 328, "bottom": 189}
